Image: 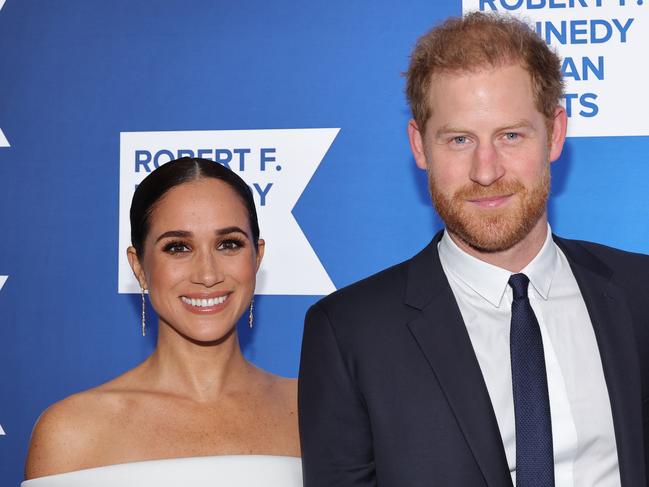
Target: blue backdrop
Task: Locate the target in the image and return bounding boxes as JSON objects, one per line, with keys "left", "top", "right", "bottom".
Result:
{"left": 1, "top": 1, "right": 647, "bottom": 485}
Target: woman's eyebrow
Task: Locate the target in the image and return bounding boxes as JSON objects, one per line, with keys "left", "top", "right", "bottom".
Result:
{"left": 155, "top": 230, "right": 192, "bottom": 243}
{"left": 215, "top": 226, "right": 248, "bottom": 237}
{"left": 155, "top": 227, "right": 248, "bottom": 243}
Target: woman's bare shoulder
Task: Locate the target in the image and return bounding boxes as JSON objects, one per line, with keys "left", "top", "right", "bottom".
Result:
{"left": 24, "top": 374, "right": 144, "bottom": 479}
{"left": 252, "top": 366, "right": 297, "bottom": 400}
{"left": 273, "top": 375, "right": 297, "bottom": 402}
{"left": 252, "top": 370, "right": 299, "bottom": 455}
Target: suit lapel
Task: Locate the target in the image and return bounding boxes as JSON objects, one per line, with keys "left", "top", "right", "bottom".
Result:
{"left": 556, "top": 237, "right": 645, "bottom": 486}
{"left": 405, "top": 235, "right": 513, "bottom": 487}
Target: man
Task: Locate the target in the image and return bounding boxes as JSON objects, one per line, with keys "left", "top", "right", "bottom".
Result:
{"left": 298, "top": 12, "right": 649, "bottom": 487}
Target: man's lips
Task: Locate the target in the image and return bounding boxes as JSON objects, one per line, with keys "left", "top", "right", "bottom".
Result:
{"left": 467, "top": 193, "right": 514, "bottom": 208}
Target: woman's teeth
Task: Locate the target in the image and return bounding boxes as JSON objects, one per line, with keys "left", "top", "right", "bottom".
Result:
{"left": 181, "top": 295, "right": 228, "bottom": 307}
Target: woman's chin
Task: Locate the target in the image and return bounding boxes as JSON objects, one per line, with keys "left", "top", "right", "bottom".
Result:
{"left": 161, "top": 320, "right": 239, "bottom": 346}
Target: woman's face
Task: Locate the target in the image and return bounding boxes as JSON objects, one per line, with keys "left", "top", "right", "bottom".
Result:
{"left": 128, "top": 178, "right": 264, "bottom": 343}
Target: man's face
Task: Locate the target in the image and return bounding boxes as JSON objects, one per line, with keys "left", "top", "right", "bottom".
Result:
{"left": 408, "top": 63, "right": 566, "bottom": 253}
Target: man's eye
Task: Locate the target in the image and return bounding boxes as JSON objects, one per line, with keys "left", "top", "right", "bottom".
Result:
{"left": 505, "top": 132, "right": 519, "bottom": 140}
{"left": 452, "top": 136, "right": 467, "bottom": 144}
{"left": 163, "top": 241, "right": 190, "bottom": 253}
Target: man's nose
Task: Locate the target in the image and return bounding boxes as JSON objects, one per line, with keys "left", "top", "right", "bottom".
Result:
{"left": 469, "top": 141, "right": 505, "bottom": 186}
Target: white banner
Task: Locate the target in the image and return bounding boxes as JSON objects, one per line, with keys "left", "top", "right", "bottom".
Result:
{"left": 0, "top": 128, "right": 8, "bottom": 148}
{"left": 119, "top": 128, "right": 339, "bottom": 296}
{"left": 463, "top": 0, "right": 649, "bottom": 137}
{"left": 0, "top": 1, "right": 7, "bottom": 148}
{"left": 0, "top": 275, "right": 7, "bottom": 291}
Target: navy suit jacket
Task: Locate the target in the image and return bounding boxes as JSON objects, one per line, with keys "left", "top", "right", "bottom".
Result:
{"left": 298, "top": 233, "right": 649, "bottom": 486}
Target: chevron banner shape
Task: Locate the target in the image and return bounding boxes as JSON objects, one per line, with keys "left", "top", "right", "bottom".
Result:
{"left": 0, "top": 1, "right": 8, "bottom": 147}
{"left": 0, "top": 129, "right": 11, "bottom": 147}
{"left": 0, "top": 128, "right": 9, "bottom": 148}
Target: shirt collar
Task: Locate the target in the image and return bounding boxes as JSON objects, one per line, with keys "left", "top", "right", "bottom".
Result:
{"left": 520, "top": 225, "right": 557, "bottom": 301}
{"left": 437, "top": 224, "right": 558, "bottom": 308}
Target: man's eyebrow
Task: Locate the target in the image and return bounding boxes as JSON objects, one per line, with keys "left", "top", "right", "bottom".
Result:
{"left": 497, "top": 120, "right": 535, "bottom": 132}
{"left": 155, "top": 230, "right": 192, "bottom": 243}
{"left": 435, "top": 125, "right": 469, "bottom": 138}
{"left": 434, "top": 120, "right": 536, "bottom": 138}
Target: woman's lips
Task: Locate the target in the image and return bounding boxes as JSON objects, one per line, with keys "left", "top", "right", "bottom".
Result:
{"left": 179, "top": 293, "right": 231, "bottom": 314}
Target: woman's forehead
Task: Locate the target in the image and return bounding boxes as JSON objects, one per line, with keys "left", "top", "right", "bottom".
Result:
{"left": 148, "top": 179, "right": 250, "bottom": 233}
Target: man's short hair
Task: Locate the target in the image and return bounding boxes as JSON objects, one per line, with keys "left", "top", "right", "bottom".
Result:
{"left": 406, "top": 12, "right": 564, "bottom": 132}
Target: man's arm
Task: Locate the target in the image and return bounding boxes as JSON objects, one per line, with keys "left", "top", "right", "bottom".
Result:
{"left": 298, "top": 302, "right": 376, "bottom": 487}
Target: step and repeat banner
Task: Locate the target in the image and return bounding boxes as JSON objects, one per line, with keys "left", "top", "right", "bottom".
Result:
{"left": 0, "top": 0, "right": 647, "bottom": 484}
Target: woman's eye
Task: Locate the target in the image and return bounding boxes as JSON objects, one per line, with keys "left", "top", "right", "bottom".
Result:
{"left": 218, "top": 239, "right": 244, "bottom": 251}
{"left": 163, "top": 241, "right": 190, "bottom": 254}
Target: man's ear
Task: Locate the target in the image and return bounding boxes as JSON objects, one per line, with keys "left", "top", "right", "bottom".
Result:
{"left": 127, "top": 246, "right": 147, "bottom": 289}
{"left": 549, "top": 105, "right": 568, "bottom": 163}
{"left": 408, "top": 119, "right": 428, "bottom": 170}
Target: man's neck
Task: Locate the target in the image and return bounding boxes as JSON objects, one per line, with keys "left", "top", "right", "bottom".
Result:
{"left": 446, "top": 217, "right": 549, "bottom": 273}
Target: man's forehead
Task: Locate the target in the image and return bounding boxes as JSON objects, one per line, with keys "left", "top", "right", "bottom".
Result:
{"left": 421, "top": 63, "right": 545, "bottom": 134}
{"left": 428, "top": 61, "right": 529, "bottom": 85}
{"left": 425, "top": 63, "right": 535, "bottom": 113}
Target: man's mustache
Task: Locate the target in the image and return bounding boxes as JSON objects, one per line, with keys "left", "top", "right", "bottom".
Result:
{"left": 452, "top": 179, "right": 525, "bottom": 200}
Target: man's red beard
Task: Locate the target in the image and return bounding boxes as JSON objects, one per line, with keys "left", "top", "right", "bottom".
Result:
{"left": 429, "top": 166, "right": 550, "bottom": 253}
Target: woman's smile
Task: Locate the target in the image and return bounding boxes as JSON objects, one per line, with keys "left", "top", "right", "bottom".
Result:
{"left": 180, "top": 293, "right": 231, "bottom": 314}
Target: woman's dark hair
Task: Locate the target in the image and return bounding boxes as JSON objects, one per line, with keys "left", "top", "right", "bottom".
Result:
{"left": 130, "top": 157, "right": 260, "bottom": 256}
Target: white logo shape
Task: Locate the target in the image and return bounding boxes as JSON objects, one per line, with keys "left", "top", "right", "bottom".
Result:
{"left": 0, "top": 1, "right": 7, "bottom": 147}
{"left": 0, "top": 275, "right": 8, "bottom": 436}
{"left": 1, "top": 275, "right": 6, "bottom": 436}
{"left": 0, "top": 129, "right": 11, "bottom": 147}
{"left": 119, "top": 128, "right": 339, "bottom": 296}
{"left": 0, "top": 129, "right": 9, "bottom": 148}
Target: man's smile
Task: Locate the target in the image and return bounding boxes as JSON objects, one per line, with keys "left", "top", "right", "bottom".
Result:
{"left": 467, "top": 194, "right": 514, "bottom": 208}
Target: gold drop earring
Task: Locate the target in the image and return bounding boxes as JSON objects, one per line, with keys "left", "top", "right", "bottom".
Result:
{"left": 141, "top": 287, "right": 147, "bottom": 337}
{"left": 248, "top": 298, "right": 254, "bottom": 328}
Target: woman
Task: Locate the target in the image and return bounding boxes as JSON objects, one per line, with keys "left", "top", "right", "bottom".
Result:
{"left": 24, "top": 158, "right": 301, "bottom": 486}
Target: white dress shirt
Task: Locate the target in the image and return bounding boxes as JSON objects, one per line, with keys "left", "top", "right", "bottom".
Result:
{"left": 437, "top": 226, "right": 621, "bottom": 486}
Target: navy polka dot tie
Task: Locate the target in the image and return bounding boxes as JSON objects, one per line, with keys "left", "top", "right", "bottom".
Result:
{"left": 509, "top": 273, "right": 555, "bottom": 487}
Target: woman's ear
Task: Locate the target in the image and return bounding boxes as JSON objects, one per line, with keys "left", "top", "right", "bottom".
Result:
{"left": 127, "top": 246, "right": 147, "bottom": 289}
{"left": 255, "top": 239, "right": 265, "bottom": 271}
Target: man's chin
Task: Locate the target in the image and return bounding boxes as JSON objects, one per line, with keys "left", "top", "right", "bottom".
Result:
{"left": 456, "top": 232, "right": 521, "bottom": 253}
{"left": 448, "top": 217, "right": 531, "bottom": 254}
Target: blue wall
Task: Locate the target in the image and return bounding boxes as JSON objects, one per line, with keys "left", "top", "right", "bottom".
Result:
{"left": 1, "top": 1, "right": 647, "bottom": 485}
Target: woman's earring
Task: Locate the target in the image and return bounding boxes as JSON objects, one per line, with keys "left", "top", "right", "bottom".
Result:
{"left": 141, "top": 287, "right": 147, "bottom": 337}
{"left": 248, "top": 298, "right": 254, "bottom": 328}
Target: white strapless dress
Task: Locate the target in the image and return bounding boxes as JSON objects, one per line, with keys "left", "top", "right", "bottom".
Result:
{"left": 21, "top": 455, "right": 302, "bottom": 487}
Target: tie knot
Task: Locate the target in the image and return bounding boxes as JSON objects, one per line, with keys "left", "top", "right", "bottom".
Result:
{"left": 508, "top": 273, "right": 530, "bottom": 299}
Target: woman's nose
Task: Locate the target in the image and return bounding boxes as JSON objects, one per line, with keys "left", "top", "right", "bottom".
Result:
{"left": 191, "top": 251, "right": 225, "bottom": 287}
